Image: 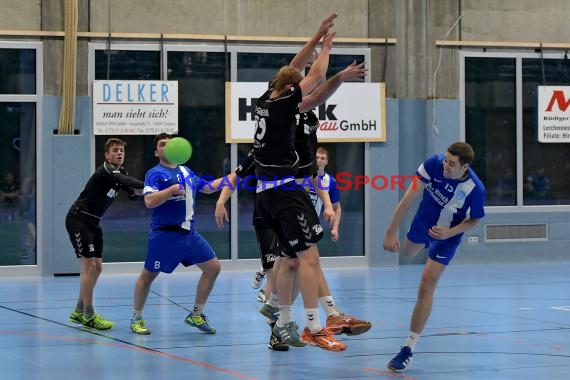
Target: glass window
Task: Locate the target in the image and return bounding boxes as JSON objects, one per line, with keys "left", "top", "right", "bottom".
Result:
{"left": 236, "top": 52, "right": 291, "bottom": 260}
{"left": 0, "top": 102, "right": 36, "bottom": 265}
{"left": 95, "top": 50, "right": 160, "bottom": 80}
{"left": 465, "top": 55, "right": 570, "bottom": 207}
{"left": 522, "top": 58, "right": 570, "bottom": 205}
{"left": 94, "top": 50, "right": 161, "bottom": 263}
{"left": 167, "top": 51, "right": 230, "bottom": 259}
{"left": 318, "top": 54, "right": 365, "bottom": 257}
{"left": 465, "top": 57, "right": 516, "bottom": 206}
{"left": 94, "top": 49, "right": 230, "bottom": 262}
{"left": 0, "top": 49, "right": 36, "bottom": 94}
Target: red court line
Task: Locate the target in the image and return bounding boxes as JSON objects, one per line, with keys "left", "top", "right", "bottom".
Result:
{"left": 363, "top": 367, "right": 417, "bottom": 379}
{"left": 0, "top": 330, "right": 258, "bottom": 380}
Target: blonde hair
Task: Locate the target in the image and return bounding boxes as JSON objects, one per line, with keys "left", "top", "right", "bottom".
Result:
{"left": 272, "top": 66, "right": 303, "bottom": 92}
{"left": 316, "top": 146, "right": 329, "bottom": 159}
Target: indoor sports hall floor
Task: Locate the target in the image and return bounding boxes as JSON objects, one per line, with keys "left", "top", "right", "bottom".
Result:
{"left": 1, "top": 262, "right": 569, "bottom": 380}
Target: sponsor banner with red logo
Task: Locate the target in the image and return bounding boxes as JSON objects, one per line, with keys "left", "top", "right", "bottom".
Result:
{"left": 93, "top": 80, "right": 178, "bottom": 135}
{"left": 225, "top": 82, "right": 386, "bottom": 143}
{"left": 538, "top": 86, "right": 570, "bottom": 143}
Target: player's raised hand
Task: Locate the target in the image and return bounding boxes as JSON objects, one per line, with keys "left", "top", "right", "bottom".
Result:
{"left": 318, "top": 13, "right": 338, "bottom": 37}
{"left": 321, "top": 32, "right": 336, "bottom": 51}
{"left": 340, "top": 61, "right": 367, "bottom": 82}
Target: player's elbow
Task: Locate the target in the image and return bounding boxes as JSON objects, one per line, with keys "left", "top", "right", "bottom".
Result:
{"left": 144, "top": 196, "right": 158, "bottom": 209}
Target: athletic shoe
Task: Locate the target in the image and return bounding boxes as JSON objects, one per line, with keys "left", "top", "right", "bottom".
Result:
{"left": 256, "top": 289, "right": 266, "bottom": 303}
{"left": 259, "top": 303, "right": 279, "bottom": 322}
{"left": 68, "top": 310, "right": 83, "bottom": 324}
{"left": 251, "top": 267, "right": 265, "bottom": 289}
{"left": 131, "top": 318, "right": 151, "bottom": 335}
{"left": 300, "top": 327, "right": 346, "bottom": 351}
{"left": 184, "top": 313, "right": 216, "bottom": 334}
{"left": 326, "top": 313, "right": 372, "bottom": 335}
{"left": 272, "top": 321, "right": 306, "bottom": 347}
{"left": 387, "top": 346, "right": 413, "bottom": 373}
{"left": 268, "top": 322, "right": 289, "bottom": 351}
{"left": 81, "top": 314, "right": 114, "bottom": 330}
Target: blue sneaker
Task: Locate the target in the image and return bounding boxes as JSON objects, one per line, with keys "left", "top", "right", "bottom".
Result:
{"left": 387, "top": 346, "right": 413, "bottom": 372}
{"left": 184, "top": 313, "right": 216, "bottom": 334}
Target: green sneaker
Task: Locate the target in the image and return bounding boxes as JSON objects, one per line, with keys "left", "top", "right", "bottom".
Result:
{"left": 184, "top": 313, "right": 216, "bottom": 334}
{"left": 69, "top": 310, "right": 83, "bottom": 324}
{"left": 81, "top": 314, "right": 115, "bottom": 330}
{"left": 131, "top": 318, "right": 151, "bottom": 335}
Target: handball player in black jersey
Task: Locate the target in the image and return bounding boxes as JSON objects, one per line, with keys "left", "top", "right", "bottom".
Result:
{"left": 65, "top": 138, "right": 144, "bottom": 330}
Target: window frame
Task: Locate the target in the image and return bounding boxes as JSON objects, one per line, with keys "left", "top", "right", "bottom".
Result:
{"left": 0, "top": 41, "right": 43, "bottom": 274}
{"left": 461, "top": 49, "right": 570, "bottom": 213}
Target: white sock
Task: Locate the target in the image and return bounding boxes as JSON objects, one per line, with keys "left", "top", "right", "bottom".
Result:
{"left": 405, "top": 331, "right": 421, "bottom": 351}
{"left": 132, "top": 310, "right": 143, "bottom": 320}
{"left": 268, "top": 292, "right": 279, "bottom": 308}
{"left": 305, "top": 308, "right": 322, "bottom": 333}
{"left": 319, "top": 296, "right": 340, "bottom": 317}
{"left": 276, "top": 305, "right": 292, "bottom": 326}
{"left": 192, "top": 304, "right": 204, "bottom": 315}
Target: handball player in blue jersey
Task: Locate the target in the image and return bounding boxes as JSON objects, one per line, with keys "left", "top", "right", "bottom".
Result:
{"left": 307, "top": 146, "right": 342, "bottom": 241}
{"left": 130, "top": 132, "right": 227, "bottom": 336}
{"left": 383, "top": 142, "right": 486, "bottom": 373}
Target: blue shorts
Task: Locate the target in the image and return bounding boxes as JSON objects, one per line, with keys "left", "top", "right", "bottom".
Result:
{"left": 145, "top": 228, "right": 216, "bottom": 273}
{"left": 406, "top": 213, "right": 461, "bottom": 266}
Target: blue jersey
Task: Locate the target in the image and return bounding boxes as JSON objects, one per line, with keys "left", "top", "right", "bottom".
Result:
{"left": 143, "top": 164, "right": 207, "bottom": 231}
{"left": 416, "top": 154, "right": 486, "bottom": 234}
{"left": 308, "top": 173, "right": 340, "bottom": 216}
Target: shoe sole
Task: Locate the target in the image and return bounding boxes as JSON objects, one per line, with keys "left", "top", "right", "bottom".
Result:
{"left": 329, "top": 322, "right": 372, "bottom": 336}
{"left": 184, "top": 320, "right": 216, "bottom": 334}
{"left": 268, "top": 344, "right": 289, "bottom": 351}
{"left": 283, "top": 339, "right": 306, "bottom": 347}
{"left": 131, "top": 328, "right": 151, "bottom": 335}
{"left": 387, "top": 364, "right": 406, "bottom": 373}
{"left": 82, "top": 324, "right": 114, "bottom": 330}
{"left": 69, "top": 318, "right": 82, "bottom": 324}
{"left": 303, "top": 340, "right": 346, "bottom": 352}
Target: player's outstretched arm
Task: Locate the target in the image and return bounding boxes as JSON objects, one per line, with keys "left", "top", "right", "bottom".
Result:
{"left": 300, "top": 32, "right": 336, "bottom": 97}
{"left": 299, "top": 60, "right": 366, "bottom": 113}
{"left": 290, "top": 13, "right": 337, "bottom": 71}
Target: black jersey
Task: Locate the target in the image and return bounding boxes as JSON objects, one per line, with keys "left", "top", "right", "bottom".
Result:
{"left": 295, "top": 110, "right": 319, "bottom": 179}
{"left": 246, "top": 110, "right": 318, "bottom": 181}
{"left": 72, "top": 161, "right": 144, "bottom": 220}
{"left": 252, "top": 84, "right": 302, "bottom": 179}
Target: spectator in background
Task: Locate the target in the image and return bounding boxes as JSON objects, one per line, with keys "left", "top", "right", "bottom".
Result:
{"left": 0, "top": 172, "right": 20, "bottom": 221}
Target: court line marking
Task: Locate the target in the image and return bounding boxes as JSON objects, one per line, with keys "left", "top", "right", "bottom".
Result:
{"left": 550, "top": 306, "right": 570, "bottom": 311}
{"left": 0, "top": 305, "right": 258, "bottom": 380}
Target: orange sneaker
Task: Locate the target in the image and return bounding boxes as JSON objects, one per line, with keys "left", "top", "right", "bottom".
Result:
{"left": 326, "top": 313, "right": 372, "bottom": 335}
{"left": 300, "top": 327, "right": 347, "bottom": 351}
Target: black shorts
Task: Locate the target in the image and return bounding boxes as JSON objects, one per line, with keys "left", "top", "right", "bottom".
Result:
{"left": 254, "top": 223, "right": 284, "bottom": 270}
{"left": 65, "top": 210, "right": 103, "bottom": 259}
{"left": 255, "top": 187, "right": 323, "bottom": 257}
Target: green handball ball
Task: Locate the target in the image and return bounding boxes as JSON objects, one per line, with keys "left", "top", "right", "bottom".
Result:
{"left": 164, "top": 137, "right": 193, "bottom": 165}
